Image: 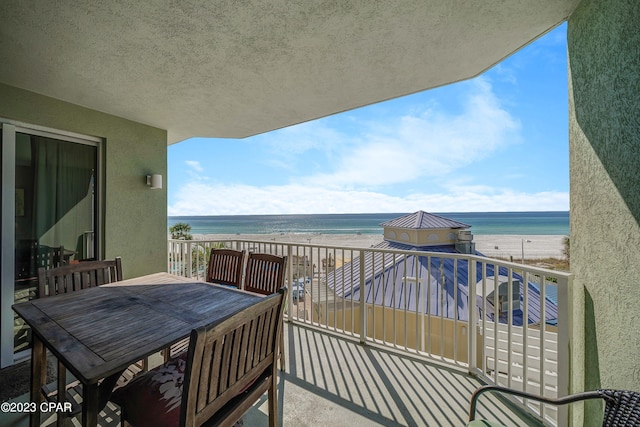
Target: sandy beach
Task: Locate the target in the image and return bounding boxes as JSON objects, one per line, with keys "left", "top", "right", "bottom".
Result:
{"left": 195, "top": 233, "right": 567, "bottom": 260}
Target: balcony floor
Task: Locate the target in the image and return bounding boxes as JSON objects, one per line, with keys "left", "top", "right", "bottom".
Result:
{"left": 1, "top": 323, "right": 540, "bottom": 427}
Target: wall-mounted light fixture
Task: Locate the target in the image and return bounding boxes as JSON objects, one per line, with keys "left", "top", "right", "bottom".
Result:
{"left": 146, "top": 174, "right": 163, "bottom": 189}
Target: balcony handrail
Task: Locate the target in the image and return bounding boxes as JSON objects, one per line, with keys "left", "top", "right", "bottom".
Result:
{"left": 168, "top": 238, "right": 571, "bottom": 278}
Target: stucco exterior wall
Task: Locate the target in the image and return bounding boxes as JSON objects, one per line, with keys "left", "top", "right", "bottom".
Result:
{"left": 0, "top": 83, "right": 167, "bottom": 278}
{"left": 568, "top": 0, "right": 640, "bottom": 424}
{"left": 383, "top": 227, "right": 458, "bottom": 246}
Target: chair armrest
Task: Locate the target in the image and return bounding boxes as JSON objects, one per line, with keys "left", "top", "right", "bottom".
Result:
{"left": 468, "top": 385, "right": 607, "bottom": 421}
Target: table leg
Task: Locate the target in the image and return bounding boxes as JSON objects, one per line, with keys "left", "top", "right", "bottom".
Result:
{"left": 56, "top": 360, "right": 66, "bottom": 427}
{"left": 30, "top": 336, "right": 45, "bottom": 427}
{"left": 82, "top": 382, "right": 99, "bottom": 427}
{"left": 97, "top": 370, "right": 125, "bottom": 411}
{"left": 77, "top": 369, "right": 124, "bottom": 427}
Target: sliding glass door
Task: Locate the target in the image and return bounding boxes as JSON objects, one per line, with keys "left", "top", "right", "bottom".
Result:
{"left": 1, "top": 122, "right": 100, "bottom": 366}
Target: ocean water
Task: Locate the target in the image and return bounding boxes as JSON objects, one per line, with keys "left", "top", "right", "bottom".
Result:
{"left": 169, "top": 211, "right": 569, "bottom": 236}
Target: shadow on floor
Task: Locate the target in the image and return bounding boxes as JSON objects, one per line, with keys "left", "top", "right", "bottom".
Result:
{"left": 0, "top": 324, "right": 541, "bottom": 427}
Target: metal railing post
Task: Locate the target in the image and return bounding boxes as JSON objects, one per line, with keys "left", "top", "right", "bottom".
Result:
{"left": 556, "top": 273, "right": 573, "bottom": 427}
{"left": 468, "top": 256, "right": 477, "bottom": 373}
{"left": 286, "top": 244, "right": 292, "bottom": 323}
{"left": 186, "top": 241, "right": 193, "bottom": 278}
{"left": 359, "top": 251, "right": 366, "bottom": 345}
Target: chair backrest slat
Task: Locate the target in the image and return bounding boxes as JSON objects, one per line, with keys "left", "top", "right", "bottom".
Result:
{"left": 205, "top": 249, "right": 245, "bottom": 288}
{"left": 244, "top": 253, "right": 287, "bottom": 296}
{"left": 38, "top": 257, "right": 123, "bottom": 298}
{"left": 182, "top": 288, "right": 286, "bottom": 426}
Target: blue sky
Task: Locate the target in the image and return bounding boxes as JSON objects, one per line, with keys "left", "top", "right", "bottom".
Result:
{"left": 168, "top": 24, "right": 569, "bottom": 216}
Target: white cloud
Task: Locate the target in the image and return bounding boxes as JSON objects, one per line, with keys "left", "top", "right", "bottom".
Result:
{"left": 168, "top": 181, "right": 568, "bottom": 216}
{"left": 253, "top": 120, "right": 351, "bottom": 171}
{"left": 492, "top": 63, "right": 518, "bottom": 85}
{"left": 298, "top": 77, "right": 520, "bottom": 188}
{"left": 185, "top": 160, "right": 203, "bottom": 172}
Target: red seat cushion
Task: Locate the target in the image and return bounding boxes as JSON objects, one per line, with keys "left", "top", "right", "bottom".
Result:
{"left": 112, "top": 353, "right": 257, "bottom": 427}
{"left": 111, "top": 354, "right": 187, "bottom": 427}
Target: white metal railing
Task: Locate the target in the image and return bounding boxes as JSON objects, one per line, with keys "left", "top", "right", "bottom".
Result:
{"left": 168, "top": 238, "right": 572, "bottom": 426}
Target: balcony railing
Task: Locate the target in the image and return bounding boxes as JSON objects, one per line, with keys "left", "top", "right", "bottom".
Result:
{"left": 168, "top": 238, "right": 572, "bottom": 426}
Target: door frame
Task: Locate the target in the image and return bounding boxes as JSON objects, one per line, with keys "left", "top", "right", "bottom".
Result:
{"left": 0, "top": 119, "right": 103, "bottom": 367}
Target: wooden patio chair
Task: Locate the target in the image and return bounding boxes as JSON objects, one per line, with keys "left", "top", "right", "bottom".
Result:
{"left": 243, "top": 253, "right": 287, "bottom": 371}
{"left": 468, "top": 385, "right": 640, "bottom": 426}
{"left": 113, "top": 287, "right": 287, "bottom": 427}
{"left": 35, "top": 244, "right": 66, "bottom": 270}
{"left": 164, "top": 249, "right": 247, "bottom": 361}
{"left": 205, "top": 248, "right": 246, "bottom": 288}
{"left": 243, "top": 253, "right": 287, "bottom": 296}
{"left": 37, "top": 257, "right": 130, "bottom": 421}
{"left": 15, "top": 242, "right": 65, "bottom": 286}
{"left": 38, "top": 257, "right": 122, "bottom": 297}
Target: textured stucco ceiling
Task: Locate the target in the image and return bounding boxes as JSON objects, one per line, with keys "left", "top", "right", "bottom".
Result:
{"left": 0, "top": 1, "right": 580, "bottom": 144}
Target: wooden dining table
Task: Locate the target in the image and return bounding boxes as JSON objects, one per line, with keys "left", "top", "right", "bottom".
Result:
{"left": 12, "top": 272, "right": 263, "bottom": 427}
